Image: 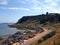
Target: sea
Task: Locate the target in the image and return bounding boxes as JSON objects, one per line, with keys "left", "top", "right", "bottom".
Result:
{"left": 0, "top": 23, "right": 18, "bottom": 36}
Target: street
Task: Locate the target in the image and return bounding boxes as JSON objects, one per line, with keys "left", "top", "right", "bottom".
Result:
{"left": 23, "top": 28, "right": 52, "bottom": 45}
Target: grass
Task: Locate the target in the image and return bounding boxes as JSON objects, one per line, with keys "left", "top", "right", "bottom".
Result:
{"left": 31, "top": 23, "right": 60, "bottom": 45}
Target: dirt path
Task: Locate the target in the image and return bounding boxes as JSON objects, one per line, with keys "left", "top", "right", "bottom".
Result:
{"left": 23, "top": 28, "right": 52, "bottom": 45}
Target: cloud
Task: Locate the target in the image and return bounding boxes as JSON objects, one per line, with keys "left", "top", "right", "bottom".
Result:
{"left": 8, "top": 7, "right": 30, "bottom": 11}
{"left": 30, "top": 0, "right": 41, "bottom": 7}
{"left": 17, "top": 0, "right": 27, "bottom": 4}
{"left": 0, "top": 7, "right": 30, "bottom": 11}
{"left": 31, "top": 0, "right": 40, "bottom": 4}
{"left": 32, "top": 7, "right": 41, "bottom": 10}
{"left": 0, "top": 0, "right": 8, "bottom": 5}
{"left": 0, "top": 0, "right": 60, "bottom": 13}
{"left": 43, "top": 0, "right": 60, "bottom": 13}
{"left": 44, "top": 0, "right": 59, "bottom": 6}
{"left": 19, "top": 0, "right": 41, "bottom": 7}
{"left": 20, "top": 1, "right": 26, "bottom": 4}
{"left": 44, "top": 0, "right": 59, "bottom": 3}
{"left": 30, "top": 0, "right": 60, "bottom": 13}
{"left": 20, "top": 0, "right": 60, "bottom": 13}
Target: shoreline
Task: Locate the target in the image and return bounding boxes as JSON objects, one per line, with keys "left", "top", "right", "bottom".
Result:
{"left": 0, "top": 27, "right": 55, "bottom": 45}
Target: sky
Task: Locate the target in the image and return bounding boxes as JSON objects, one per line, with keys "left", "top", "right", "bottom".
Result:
{"left": 0, "top": 0, "right": 60, "bottom": 23}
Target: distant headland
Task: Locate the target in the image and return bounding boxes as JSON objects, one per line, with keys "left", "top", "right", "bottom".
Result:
{"left": 9, "top": 12, "right": 60, "bottom": 29}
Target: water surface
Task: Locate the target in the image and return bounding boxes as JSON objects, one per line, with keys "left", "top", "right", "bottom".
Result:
{"left": 0, "top": 23, "right": 18, "bottom": 36}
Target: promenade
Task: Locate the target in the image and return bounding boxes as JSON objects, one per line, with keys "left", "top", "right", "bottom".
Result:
{"left": 23, "top": 28, "right": 52, "bottom": 45}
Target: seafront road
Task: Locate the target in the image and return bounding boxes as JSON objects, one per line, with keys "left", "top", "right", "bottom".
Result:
{"left": 23, "top": 28, "right": 52, "bottom": 45}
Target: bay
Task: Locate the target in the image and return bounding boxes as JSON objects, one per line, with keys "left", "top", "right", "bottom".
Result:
{"left": 0, "top": 23, "right": 17, "bottom": 36}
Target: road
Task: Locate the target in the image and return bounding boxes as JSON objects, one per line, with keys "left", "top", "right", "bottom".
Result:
{"left": 23, "top": 28, "right": 52, "bottom": 45}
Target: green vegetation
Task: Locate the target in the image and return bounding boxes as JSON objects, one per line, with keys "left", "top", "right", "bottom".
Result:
{"left": 17, "top": 12, "right": 60, "bottom": 24}
{"left": 31, "top": 23, "right": 60, "bottom": 45}
{"left": 9, "top": 12, "right": 60, "bottom": 45}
